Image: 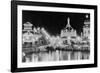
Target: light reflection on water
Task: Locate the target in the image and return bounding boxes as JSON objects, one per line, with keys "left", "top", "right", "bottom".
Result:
{"left": 23, "top": 50, "right": 90, "bottom": 62}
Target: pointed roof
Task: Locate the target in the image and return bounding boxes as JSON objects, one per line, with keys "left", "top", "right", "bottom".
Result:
{"left": 66, "top": 17, "right": 72, "bottom": 28}
{"left": 24, "top": 22, "right": 33, "bottom": 26}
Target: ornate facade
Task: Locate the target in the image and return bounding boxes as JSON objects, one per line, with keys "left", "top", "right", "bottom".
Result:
{"left": 60, "top": 17, "right": 77, "bottom": 38}
{"left": 23, "top": 22, "right": 33, "bottom": 31}
{"left": 22, "top": 22, "right": 33, "bottom": 44}
{"left": 81, "top": 15, "right": 90, "bottom": 39}
{"left": 22, "top": 22, "right": 51, "bottom": 45}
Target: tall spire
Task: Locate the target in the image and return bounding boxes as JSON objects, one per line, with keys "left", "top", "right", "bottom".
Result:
{"left": 66, "top": 17, "right": 72, "bottom": 28}
{"left": 68, "top": 17, "right": 70, "bottom": 25}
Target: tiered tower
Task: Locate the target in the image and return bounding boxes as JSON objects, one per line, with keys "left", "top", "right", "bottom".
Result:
{"left": 23, "top": 22, "right": 33, "bottom": 32}
{"left": 82, "top": 15, "right": 90, "bottom": 39}
{"left": 60, "top": 17, "right": 77, "bottom": 38}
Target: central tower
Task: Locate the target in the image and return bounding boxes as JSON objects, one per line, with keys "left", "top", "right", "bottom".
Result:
{"left": 60, "top": 17, "right": 77, "bottom": 38}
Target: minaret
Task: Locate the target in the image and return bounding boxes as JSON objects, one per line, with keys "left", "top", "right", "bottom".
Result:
{"left": 60, "top": 17, "right": 77, "bottom": 38}
{"left": 83, "top": 14, "right": 90, "bottom": 39}
{"left": 65, "top": 17, "right": 73, "bottom": 32}
{"left": 66, "top": 17, "right": 72, "bottom": 28}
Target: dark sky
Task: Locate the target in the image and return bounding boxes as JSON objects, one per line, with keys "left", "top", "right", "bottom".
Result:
{"left": 22, "top": 10, "right": 90, "bottom": 36}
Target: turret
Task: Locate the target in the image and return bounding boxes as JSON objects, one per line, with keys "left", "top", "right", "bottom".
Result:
{"left": 23, "top": 22, "right": 33, "bottom": 32}
{"left": 83, "top": 14, "right": 90, "bottom": 39}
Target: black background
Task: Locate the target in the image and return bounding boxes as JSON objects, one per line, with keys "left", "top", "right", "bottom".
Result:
{"left": 22, "top": 10, "right": 90, "bottom": 36}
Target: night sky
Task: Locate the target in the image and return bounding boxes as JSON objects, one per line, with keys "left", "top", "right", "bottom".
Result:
{"left": 22, "top": 10, "right": 90, "bottom": 36}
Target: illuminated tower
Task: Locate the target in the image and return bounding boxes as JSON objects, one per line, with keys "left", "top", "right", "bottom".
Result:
{"left": 22, "top": 22, "right": 33, "bottom": 44}
{"left": 83, "top": 15, "right": 90, "bottom": 39}
{"left": 60, "top": 17, "right": 77, "bottom": 38}
{"left": 23, "top": 22, "right": 33, "bottom": 32}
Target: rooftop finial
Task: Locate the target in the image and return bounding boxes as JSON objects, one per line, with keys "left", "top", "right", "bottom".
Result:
{"left": 68, "top": 17, "right": 70, "bottom": 25}
{"left": 66, "top": 17, "right": 71, "bottom": 28}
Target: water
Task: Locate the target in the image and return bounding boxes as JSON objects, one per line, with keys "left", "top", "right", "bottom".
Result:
{"left": 22, "top": 50, "right": 90, "bottom": 62}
